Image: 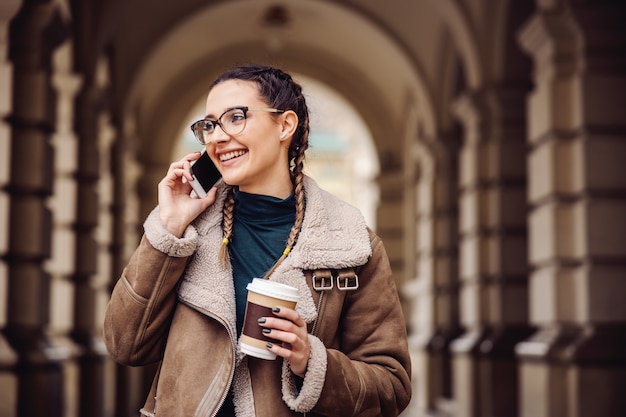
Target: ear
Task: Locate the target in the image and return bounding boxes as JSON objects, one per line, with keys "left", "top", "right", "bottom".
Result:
{"left": 279, "top": 110, "right": 298, "bottom": 142}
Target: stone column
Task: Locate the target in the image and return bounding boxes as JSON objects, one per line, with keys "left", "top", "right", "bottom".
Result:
{"left": 71, "top": 54, "right": 116, "bottom": 417}
{"left": 94, "top": 96, "right": 117, "bottom": 417}
{"left": 4, "top": 1, "right": 69, "bottom": 416}
{"left": 0, "top": 1, "right": 22, "bottom": 416}
{"left": 517, "top": 1, "right": 626, "bottom": 416}
{"left": 404, "top": 127, "right": 462, "bottom": 416}
{"left": 110, "top": 115, "right": 149, "bottom": 415}
{"left": 451, "top": 85, "right": 532, "bottom": 416}
{"left": 451, "top": 92, "right": 493, "bottom": 417}
{"left": 402, "top": 109, "right": 433, "bottom": 414}
{"left": 476, "top": 84, "right": 533, "bottom": 417}
{"left": 428, "top": 132, "right": 462, "bottom": 415}
{"left": 47, "top": 40, "right": 82, "bottom": 417}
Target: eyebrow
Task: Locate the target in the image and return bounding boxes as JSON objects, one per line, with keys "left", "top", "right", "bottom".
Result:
{"left": 204, "top": 105, "right": 244, "bottom": 120}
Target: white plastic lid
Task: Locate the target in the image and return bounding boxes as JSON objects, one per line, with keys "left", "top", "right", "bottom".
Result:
{"left": 246, "top": 278, "right": 299, "bottom": 302}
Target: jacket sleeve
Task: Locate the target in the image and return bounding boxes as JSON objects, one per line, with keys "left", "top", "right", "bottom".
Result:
{"left": 283, "top": 232, "right": 412, "bottom": 416}
{"left": 103, "top": 209, "right": 198, "bottom": 366}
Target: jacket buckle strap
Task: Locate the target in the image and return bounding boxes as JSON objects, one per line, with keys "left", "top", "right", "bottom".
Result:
{"left": 312, "top": 269, "right": 334, "bottom": 291}
{"left": 337, "top": 268, "right": 359, "bottom": 291}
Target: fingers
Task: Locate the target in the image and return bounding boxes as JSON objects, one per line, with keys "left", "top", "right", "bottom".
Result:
{"left": 166, "top": 152, "right": 201, "bottom": 183}
{"left": 269, "top": 306, "right": 306, "bottom": 327}
{"left": 259, "top": 307, "right": 310, "bottom": 377}
{"left": 260, "top": 308, "right": 306, "bottom": 340}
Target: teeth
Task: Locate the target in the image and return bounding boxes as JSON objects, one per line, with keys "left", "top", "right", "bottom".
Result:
{"left": 220, "top": 150, "right": 247, "bottom": 161}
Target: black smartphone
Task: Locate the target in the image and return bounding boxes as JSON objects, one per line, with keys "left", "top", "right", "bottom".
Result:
{"left": 189, "top": 149, "right": 222, "bottom": 198}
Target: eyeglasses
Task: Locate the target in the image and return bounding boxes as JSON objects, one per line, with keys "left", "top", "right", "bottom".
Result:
{"left": 190, "top": 106, "right": 285, "bottom": 145}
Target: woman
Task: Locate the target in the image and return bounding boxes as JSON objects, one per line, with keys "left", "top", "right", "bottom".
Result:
{"left": 104, "top": 65, "right": 411, "bottom": 417}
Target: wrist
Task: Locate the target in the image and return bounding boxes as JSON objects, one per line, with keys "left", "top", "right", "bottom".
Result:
{"left": 159, "top": 213, "right": 188, "bottom": 237}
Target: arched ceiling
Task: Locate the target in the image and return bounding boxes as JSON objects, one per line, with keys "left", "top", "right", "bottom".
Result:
{"left": 103, "top": 0, "right": 518, "bottom": 175}
{"left": 108, "top": 0, "right": 462, "bottom": 158}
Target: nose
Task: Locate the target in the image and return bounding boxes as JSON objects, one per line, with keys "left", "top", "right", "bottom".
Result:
{"left": 210, "top": 124, "right": 230, "bottom": 143}
{"left": 204, "top": 124, "right": 230, "bottom": 145}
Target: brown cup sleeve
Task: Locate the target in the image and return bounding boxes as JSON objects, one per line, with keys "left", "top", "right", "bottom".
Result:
{"left": 242, "top": 302, "right": 282, "bottom": 344}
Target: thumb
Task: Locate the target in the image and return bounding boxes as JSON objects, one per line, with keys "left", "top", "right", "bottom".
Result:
{"left": 200, "top": 187, "right": 218, "bottom": 210}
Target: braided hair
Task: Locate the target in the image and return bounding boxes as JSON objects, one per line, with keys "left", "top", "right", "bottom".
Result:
{"left": 213, "top": 65, "right": 310, "bottom": 273}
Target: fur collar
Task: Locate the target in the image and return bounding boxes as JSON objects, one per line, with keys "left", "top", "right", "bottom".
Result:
{"left": 175, "top": 176, "right": 371, "bottom": 339}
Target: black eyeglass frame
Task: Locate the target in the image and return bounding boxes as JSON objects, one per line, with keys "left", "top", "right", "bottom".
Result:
{"left": 190, "top": 106, "right": 285, "bottom": 145}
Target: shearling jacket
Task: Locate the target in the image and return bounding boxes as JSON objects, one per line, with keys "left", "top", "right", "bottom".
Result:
{"left": 104, "top": 176, "right": 412, "bottom": 417}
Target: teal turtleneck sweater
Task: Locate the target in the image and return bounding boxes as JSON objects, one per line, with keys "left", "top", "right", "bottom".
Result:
{"left": 218, "top": 191, "right": 296, "bottom": 417}
{"left": 230, "top": 191, "right": 296, "bottom": 334}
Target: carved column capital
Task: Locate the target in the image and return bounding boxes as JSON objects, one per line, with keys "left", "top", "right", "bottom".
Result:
{"left": 517, "top": 7, "right": 583, "bottom": 76}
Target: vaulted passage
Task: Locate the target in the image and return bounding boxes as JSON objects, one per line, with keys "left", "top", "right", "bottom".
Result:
{"left": 1, "top": 1, "right": 625, "bottom": 416}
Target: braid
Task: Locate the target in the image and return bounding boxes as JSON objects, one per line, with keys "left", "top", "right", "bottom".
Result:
{"left": 219, "top": 186, "right": 236, "bottom": 266}
{"left": 263, "top": 146, "right": 307, "bottom": 279}
{"left": 287, "top": 150, "right": 307, "bottom": 250}
{"left": 286, "top": 88, "right": 309, "bottom": 251}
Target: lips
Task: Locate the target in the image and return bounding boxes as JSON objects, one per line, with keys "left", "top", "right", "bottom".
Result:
{"left": 219, "top": 149, "right": 248, "bottom": 162}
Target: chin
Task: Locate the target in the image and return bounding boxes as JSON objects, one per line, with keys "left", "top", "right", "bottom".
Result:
{"left": 221, "top": 174, "right": 242, "bottom": 187}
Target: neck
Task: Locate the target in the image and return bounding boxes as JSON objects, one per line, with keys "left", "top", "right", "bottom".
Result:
{"left": 239, "top": 177, "right": 294, "bottom": 199}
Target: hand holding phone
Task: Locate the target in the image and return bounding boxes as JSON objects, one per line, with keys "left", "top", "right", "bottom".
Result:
{"left": 157, "top": 150, "right": 220, "bottom": 236}
{"left": 189, "top": 149, "right": 222, "bottom": 198}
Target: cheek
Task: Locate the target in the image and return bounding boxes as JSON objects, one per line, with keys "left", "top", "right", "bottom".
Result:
{"left": 256, "top": 147, "right": 283, "bottom": 170}
{"left": 252, "top": 135, "right": 283, "bottom": 158}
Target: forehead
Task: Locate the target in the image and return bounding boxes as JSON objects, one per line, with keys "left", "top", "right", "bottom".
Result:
{"left": 205, "top": 80, "right": 263, "bottom": 114}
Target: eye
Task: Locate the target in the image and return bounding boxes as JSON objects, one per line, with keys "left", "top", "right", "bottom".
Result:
{"left": 227, "top": 110, "right": 246, "bottom": 124}
{"left": 202, "top": 120, "right": 216, "bottom": 132}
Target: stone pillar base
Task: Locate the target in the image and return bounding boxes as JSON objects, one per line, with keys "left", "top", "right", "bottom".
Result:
{"left": 3, "top": 327, "right": 73, "bottom": 417}
{"left": 517, "top": 324, "right": 626, "bottom": 417}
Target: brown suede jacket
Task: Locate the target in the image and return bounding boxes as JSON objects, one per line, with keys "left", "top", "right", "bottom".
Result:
{"left": 104, "top": 177, "right": 411, "bottom": 417}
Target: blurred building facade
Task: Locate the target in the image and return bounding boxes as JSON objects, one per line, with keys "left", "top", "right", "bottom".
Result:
{"left": 1, "top": 0, "right": 625, "bottom": 416}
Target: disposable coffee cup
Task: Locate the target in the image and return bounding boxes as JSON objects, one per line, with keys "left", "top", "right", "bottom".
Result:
{"left": 240, "top": 278, "right": 299, "bottom": 360}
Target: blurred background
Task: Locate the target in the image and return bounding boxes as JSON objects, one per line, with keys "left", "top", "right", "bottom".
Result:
{"left": 1, "top": 0, "right": 625, "bottom": 416}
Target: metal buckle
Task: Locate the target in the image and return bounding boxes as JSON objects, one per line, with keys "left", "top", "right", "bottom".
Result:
{"left": 312, "top": 270, "right": 334, "bottom": 291}
{"left": 337, "top": 270, "right": 359, "bottom": 291}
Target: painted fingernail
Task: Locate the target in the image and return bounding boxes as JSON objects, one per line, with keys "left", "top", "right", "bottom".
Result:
{"left": 272, "top": 307, "right": 281, "bottom": 313}
{"left": 262, "top": 328, "right": 271, "bottom": 335}
{"left": 258, "top": 317, "right": 267, "bottom": 324}
{"left": 266, "top": 343, "right": 273, "bottom": 349}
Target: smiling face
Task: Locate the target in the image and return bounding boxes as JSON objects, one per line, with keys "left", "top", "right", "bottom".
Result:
{"left": 204, "top": 79, "right": 296, "bottom": 198}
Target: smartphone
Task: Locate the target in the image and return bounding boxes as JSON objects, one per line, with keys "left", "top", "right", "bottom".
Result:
{"left": 189, "top": 149, "right": 222, "bottom": 198}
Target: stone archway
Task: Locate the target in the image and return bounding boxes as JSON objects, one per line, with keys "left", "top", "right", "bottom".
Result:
{"left": 118, "top": 0, "right": 436, "bottom": 291}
